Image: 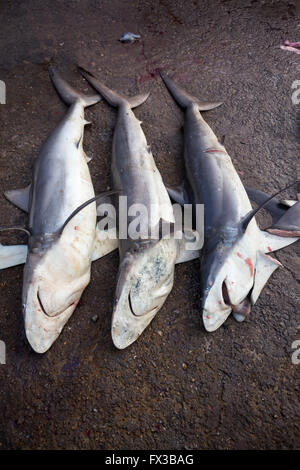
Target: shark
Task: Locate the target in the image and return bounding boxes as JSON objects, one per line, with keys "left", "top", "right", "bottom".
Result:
{"left": 159, "top": 71, "right": 299, "bottom": 331}
{"left": 0, "top": 67, "right": 118, "bottom": 353}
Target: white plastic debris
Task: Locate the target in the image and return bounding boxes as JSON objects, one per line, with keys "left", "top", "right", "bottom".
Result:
{"left": 119, "top": 32, "right": 141, "bottom": 44}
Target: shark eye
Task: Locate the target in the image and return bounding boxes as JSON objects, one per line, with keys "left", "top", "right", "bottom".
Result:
{"left": 128, "top": 291, "right": 158, "bottom": 317}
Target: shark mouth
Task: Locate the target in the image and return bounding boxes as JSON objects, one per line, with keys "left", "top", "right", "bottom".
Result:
{"left": 111, "top": 292, "right": 160, "bottom": 349}
{"left": 25, "top": 296, "right": 77, "bottom": 354}
{"left": 37, "top": 288, "right": 78, "bottom": 318}
{"left": 222, "top": 281, "right": 252, "bottom": 322}
{"left": 111, "top": 278, "right": 171, "bottom": 349}
{"left": 203, "top": 278, "right": 255, "bottom": 332}
{"left": 128, "top": 291, "right": 158, "bottom": 317}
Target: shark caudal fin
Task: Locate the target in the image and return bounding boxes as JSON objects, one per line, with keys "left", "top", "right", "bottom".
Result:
{"left": 78, "top": 66, "right": 149, "bottom": 109}
{"left": 159, "top": 70, "right": 222, "bottom": 111}
{"left": 49, "top": 66, "right": 101, "bottom": 107}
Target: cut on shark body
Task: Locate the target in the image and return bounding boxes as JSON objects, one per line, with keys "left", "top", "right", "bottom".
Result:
{"left": 79, "top": 67, "right": 182, "bottom": 349}
{"left": 160, "top": 70, "right": 299, "bottom": 332}
{"left": 0, "top": 66, "right": 118, "bottom": 353}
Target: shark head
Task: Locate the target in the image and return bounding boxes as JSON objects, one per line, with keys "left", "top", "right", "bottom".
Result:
{"left": 5, "top": 190, "right": 116, "bottom": 353}
{"left": 22, "top": 237, "right": 91, "bottom": 353}
{"left": 200, "top": 222, "right": 286, "bottom": 332}
{"left": 111, "top": 237, "right": 178, "bottom": 349}
{"left": 201, "top": 184, "right": 300, "bottom": 332}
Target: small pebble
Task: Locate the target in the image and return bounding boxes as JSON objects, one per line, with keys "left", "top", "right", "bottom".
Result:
{"left": 91, "top": 315, "right": 98, "bottom": 323}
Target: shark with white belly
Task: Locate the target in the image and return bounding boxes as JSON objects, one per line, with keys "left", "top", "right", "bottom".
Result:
{"left": 0, "top": 67, "right": 118, "bottom": 352}
{"left": 160, "top": 71, "right": 299, "bottom": 331}
{"left": 78, "top": 68, "right": 197, "bottom": 349}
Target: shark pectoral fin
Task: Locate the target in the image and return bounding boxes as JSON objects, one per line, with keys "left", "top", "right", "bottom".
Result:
{"left": 4, "top": 184, "right": 31, "bottom": 212}
{"left": 245, "top": 187, "right": 300, "bottom": 236}
{"left": 267, "top": 201, "right": 300, "bottom": 237}
{"left": 245, "top": 186, "right": 287, "bottom": 225}
{"left": 260, "top": 230, "right": 299, "bottom": 253}
{"left": 243, "top": 182, "right": 298, "bottom": 232}
{"left": 279, "top": 199, "right": 297, "bottom": 207}
{"left": 251, "top": 252, "right": 281, "bottom": 305}
{"left": 91, "top": 221, "right": 118, "bottom": 261}
{"left": 0, "top": 243, "right": 28, "bottom": 269}
{"left": 175, "top": 230, "right": 201, "bottom": 264}
{"left": 166, "top": 180, "right": 190, "bottom": 206}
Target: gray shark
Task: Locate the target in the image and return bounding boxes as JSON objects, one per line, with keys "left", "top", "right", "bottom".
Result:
{"left": 160, "top": 71, "right": 299, "bottom": 331}
{"left": 0, "top": 67, "right": 118, "bottom": 353}
{"left": 78, "top": 68, "right": 196, "bottom": 349}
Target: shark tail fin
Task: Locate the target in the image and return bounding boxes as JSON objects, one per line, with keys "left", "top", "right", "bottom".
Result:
{"left": 159, "top": 70, "right": 222, "bottom": 111}
{"left": 78, "top": 66, "right": 149, "bottom": 109}
{"left": 49, "top": 66, "right": 101, "bottom": 107}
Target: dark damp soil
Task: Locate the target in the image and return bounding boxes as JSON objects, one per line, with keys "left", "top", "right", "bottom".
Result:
{"left": 0, "top": 0, "right": 299, "bottom": 450}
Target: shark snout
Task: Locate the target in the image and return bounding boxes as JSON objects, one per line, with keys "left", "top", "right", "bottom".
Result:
{"left": 232, "top": 298, "right": 252, "bottom": 322}
{"left": 24, "top": 299, "right": 77, "bottom": 354}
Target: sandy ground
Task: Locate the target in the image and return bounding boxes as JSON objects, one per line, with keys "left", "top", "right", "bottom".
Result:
{"left": 0, "top": 0, "right": 299, "bottom": 450}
